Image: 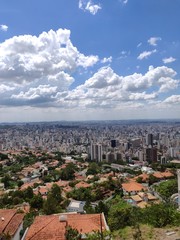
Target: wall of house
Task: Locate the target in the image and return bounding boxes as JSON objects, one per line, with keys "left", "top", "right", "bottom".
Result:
{"left": 13, "top": 222, "right": 23, "bottom": 240}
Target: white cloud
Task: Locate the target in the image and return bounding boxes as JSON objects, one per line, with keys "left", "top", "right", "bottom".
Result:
{"left": 79, "top": 0, "right": 101, "bottom": 15}
{"left": 0, "top": 84, "right": 14, "bottom": 93}
{"left": 137, "top": 42, "right": 142, "bottom": 48}
{"left": 137, "top": 49, "right": 157, "bottom": 60}
{"left": 148, "top": 37, "right": 161, "bottom": 46}
{"left": 119, "top": 0, "right": 128, "bottom": 5}
{"left": 0, "top": 27, "right": 179, "bottom": 119}
{"left": 84, "top": 67, "right": 121, "bottom": 88}
{"left": 0, "top": 24, "right": 8, "bottom": 31}
{"left": 0, "top": 28, "right": 98, "bottom": 86}
{"left": 12, "top": 85, "right": 57, "bottom": 101}
{"left": 162, "top": 57, "right": 176, "bottom": 64}
{"left": 129, "top": 92, "right": 157, "bottom": 100}
{"left": 164, "top": 95, "right": 180, "bottom": 104}
{"left": 158, "top": 77, "right": 179, "bottom": 93}
{"left": 101, "top": 56, "right": 112, "bottom": 63}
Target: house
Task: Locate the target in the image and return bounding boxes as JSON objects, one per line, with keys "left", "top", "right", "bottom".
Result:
{"left": 0, "top": 209, "right": 24, "bottom": 240}
{"left": 67, "top": 200, "right": 85, "bottom": 213}
{"left": 122, "top": 181, "right": 146, "bottom": 195}
{"left": 75, "top": 181, "right": 91, "bottom": 189}
{"left": 23, "top": 213, "right": 109, "bottom": 240}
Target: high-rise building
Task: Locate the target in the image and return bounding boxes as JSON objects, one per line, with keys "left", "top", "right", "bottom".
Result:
{"left": 111, "top": 140, "right": 116, "bottom": 148}
{"left": 146, "top": 133, "right": 153, "bottom": 146}
{"left": 90, "top": 143, "right": 103, "bottom": 162}
{"left": 145, "top": 147, "right": 157, "bottom": 163}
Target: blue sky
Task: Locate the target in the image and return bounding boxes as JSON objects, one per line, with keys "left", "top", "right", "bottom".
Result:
{"left": 0, "top": 0, "right": 180, "bottom": 122}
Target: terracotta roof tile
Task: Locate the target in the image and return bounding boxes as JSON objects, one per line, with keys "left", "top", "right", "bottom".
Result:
{"left": 122, "top": 182, "right": 146, "bottom": 192}
{"left": 4, "top": 213, "right": 24, "bottom": 236}
{"left": 0, "top": 209, "right": 24, "bottom": 236}
{"left": 0, "top": 209, "right": 16, "bottom": 234}
{"left": 75, "top": 181, "right": 91, "bottom": 189}
{"left": 25, "top": 215, "right": 66, "bottom": 240}
{"left": 25, "top": 213, "right": 107, "bottom": 240}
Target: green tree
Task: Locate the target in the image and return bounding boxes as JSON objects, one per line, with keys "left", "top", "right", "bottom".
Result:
{"left": 108, "top": 196, "right": 140, "bottom": 231}
{"left": 43, "top": 194, "right": 61, "bottom": 215}
{"left": 148, "top": 174, "right": 159, "bottom": 185}
{"left": 51, "top": 184, "right": 62, "bottom": 203}
{"left": 30, "top": 194, "right": 44, "bottom": 210}
{"left": 23, "top": 187, "right": 34, "bottom": 200}
{"left": 1, "top": 174, "right": 11, "bottom": 188}
{"left": 95, "top": 201, "right": 109, "bottom": 217}
{"left": 65, "top": 226, "right": 81, "bottom": 240}
{"left": 142, "top": 203, "right": 177, "bottom": 227}
{"left": 59, "top": 163, "right": 77, "bottom": 180}
{"left": 86, "top": 163, "right": 100, "bottom": 176}
{"left": 155, "top": 179, "right": 178, "bottom": 201}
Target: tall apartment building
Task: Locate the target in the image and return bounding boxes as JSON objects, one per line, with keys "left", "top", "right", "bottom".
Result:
{"left": 146, "top": 133, "right": 153, "bottom": 147}
{"left": 90, "top": 143, "right": 103, "bottom": 162}
{"left": 145, "top": 147, "right": 157, "bottom": 163}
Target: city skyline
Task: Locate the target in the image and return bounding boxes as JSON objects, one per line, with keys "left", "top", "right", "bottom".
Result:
{"left": 0, "top": 0, "right": 180, "bottom": 122}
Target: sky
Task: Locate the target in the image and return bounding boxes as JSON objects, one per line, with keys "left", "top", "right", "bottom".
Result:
{"left": 0, "top": 0, "right": 180, "bottom": 122}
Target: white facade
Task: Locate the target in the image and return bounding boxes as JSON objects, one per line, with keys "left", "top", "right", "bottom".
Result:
{"left": 90, "top": 143, "right": 103, "bottom": 162}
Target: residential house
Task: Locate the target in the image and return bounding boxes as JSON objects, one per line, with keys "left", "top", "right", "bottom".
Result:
{"left": 122, "top": 181, "right": 146, "bottom": 195}
{"left": 0, "top": 209, "right": 24, "bottom": 240}
{"left": 23, "top": 213, "right": 109, "bottom": 240}
{"left": 67, "top": 200, "right": 85, "bottom": 213}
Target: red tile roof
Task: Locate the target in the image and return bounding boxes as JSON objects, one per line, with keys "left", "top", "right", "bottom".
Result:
{"left": 0, "top": 209, "right": 24, "bottom": 236}
{"left": 122, "top": 181, "right": 146, "bottom": 192}
{"left": 75, "top": 181, "right": 91, "bottom": 189}
{"left": 25, "top": 213, "right": 107, "bottom": 240}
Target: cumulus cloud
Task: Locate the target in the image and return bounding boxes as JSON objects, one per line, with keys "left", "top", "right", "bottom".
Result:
{"left": 129, "top": 92, "right": 157, "bottom": 100}
{"left": 101, "top": 56, "right": 112, "bottom": 63}
{"left": 0, "top": 84, "right": 14, "bottom": 94}
{"left": 12, "top": 85, "right": 57, "bottom": 101}
{"left": 0, "top": 24, "right": 8, "bottom": 31}
{"left": 162, "top": 57, "right": 176, "bottom": 64}
{"left": 54, "top": 65, "right": 179, "bottom": 111}
{"left": 164, "top": 95, "right": 180, "bottom": 104}
{"left": 0, "top": 27, "right": 179, "bottom": 115}
{"left": 79, "top": 0, "right": 101, "bottom": 15}
{"left": 137, "top": 49, "right": 157, "bottom": 60}
{"left": 148, "top": 37, "right": 161, "bottom": 46}
{"left": 0, "top": 28, "right": 98, "bottom": 86}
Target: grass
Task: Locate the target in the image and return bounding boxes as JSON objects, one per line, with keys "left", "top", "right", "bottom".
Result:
{"left": 112, "top": 224, "right": 180, "bottom": 240}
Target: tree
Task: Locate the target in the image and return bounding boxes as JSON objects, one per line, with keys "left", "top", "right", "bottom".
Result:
{"left": 155, "top": 179, "right": 178, "bottom": 201}
{"left": 95, "top": 201, "right": 109, "bottom": 217}
{"left": 86, "top": 163, "right": 100, "bottom": 176}
{"left": 65, "top": 226, "right": 81, "bottom": 240}
{"left": 108, "top": 196, "right": 141, "bottom": 231}
{"left": 142, "top": 203, "right": 178, "bottom": 227}
{"left": 148, "top": 174, "right": 158, "bottom": 185}
{"left": 17, "top": 180, "right": 24, "bottom": 188}
{"left": 50, "top": 169, "right": 61, "bottom": 181}
{"left": 23, "top": 187, "right": 34, "bottom": 200}
{"left": 43, "top": 194, "right": 61, "bottom": 215}
{"left": 59, "top": 163, "right": 76, "bottom": 180}
{"left": 51, "top": 184, "right": 62, "bottom": 203}
{"left": 30, "top": 194, "right": 43, "bottom": 210}
{"left": 1, "top": 174, "right": 11, "bottom": 188}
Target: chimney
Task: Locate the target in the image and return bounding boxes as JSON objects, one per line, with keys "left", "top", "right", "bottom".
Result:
{"left": 59, "top": 215, "right": 67, "bottom": 222}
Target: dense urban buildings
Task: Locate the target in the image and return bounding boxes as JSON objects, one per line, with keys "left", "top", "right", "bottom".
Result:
{"left": 0, "top": 120, "right": 179, "bottom": 163}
